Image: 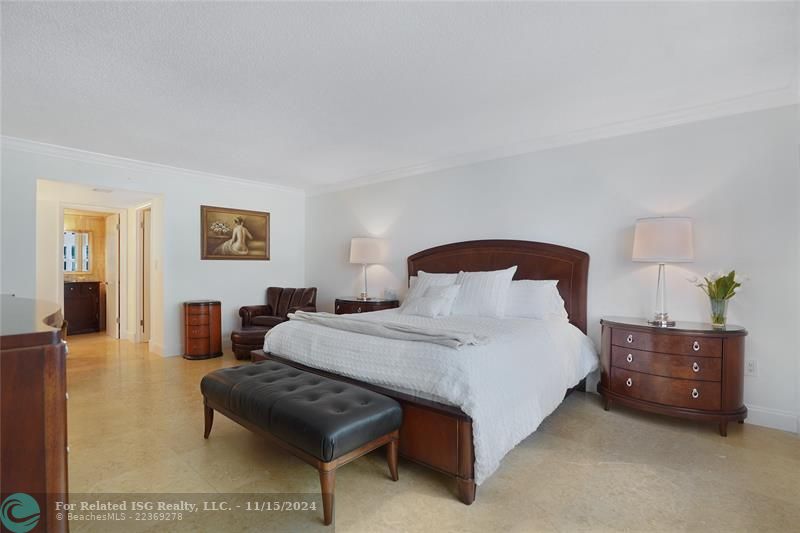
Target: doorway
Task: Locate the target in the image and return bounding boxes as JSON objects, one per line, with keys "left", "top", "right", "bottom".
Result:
{"left": 135, "top": 206, "right": 152, "bottom": 343}
{"left": 36, "top": 179, "right": 161, "bottom": 348}
{"left": 61, "top": 207, "right": 122, "bottom": 338}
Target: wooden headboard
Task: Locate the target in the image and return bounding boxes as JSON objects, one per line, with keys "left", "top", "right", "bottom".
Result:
{"left": 407, "top": 240, "right": 589, "bottom": 333}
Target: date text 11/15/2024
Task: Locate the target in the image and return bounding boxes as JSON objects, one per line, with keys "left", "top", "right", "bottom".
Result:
{"left": 55, "top": 500, "right": 318, "bottom": 513}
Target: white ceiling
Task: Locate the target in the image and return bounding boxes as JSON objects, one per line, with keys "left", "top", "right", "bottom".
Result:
{"left": 3, "top": 2, "right": 798, "bottom": 191}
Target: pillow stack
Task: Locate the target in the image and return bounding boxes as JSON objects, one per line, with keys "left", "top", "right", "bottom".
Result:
{"left": 402, "top": 267, "right": 568, "bottom": 320}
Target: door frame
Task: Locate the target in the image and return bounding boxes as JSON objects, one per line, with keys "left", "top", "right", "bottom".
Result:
{"left": 58, "top": 203, "right": 128, "bottom": 340}
{"left": 135, "top": 205, "right": 152, "bottom": 343}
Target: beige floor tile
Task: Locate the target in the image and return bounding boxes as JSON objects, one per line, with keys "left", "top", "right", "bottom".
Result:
{"left": 65, "top": 333, "right": 800, "bottom": 532}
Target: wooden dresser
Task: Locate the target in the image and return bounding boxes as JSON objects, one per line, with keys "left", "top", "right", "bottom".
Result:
{"left": 64, "top": 281, "right": 101, "bottom": 334}
{"left": 183, "top": 300, "right": 222, "bottom": 359}
{"left": 0, "top": 295, "right": 69, "bottom": 532}
{"left": 599, "top": 317, "right": 747, "bottom": 436}
{"left": 334, "top": 297, "right": 399, "bottom": 314}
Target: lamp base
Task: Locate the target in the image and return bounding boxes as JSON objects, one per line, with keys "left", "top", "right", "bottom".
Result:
{"left": 358, "top": 292, "right": 369, "bottom": 301}
{"left": 648, "top": 313, "right": 675, "bottom": 328}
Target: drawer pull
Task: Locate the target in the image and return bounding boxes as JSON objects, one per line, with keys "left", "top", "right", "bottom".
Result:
{"left": 626, "top": 334, "right": 633, "bottom": 344}
{"left": 336, "top": 305, "right": 340, "bottom": 312}
{"left": 357, "top": 307, "right": 362, "bottom": 313}
{"left": 625, "top": 377, "right": 633, "bottom": 387}
{"left": 691, "top": 388, "right": 700, "bottom": 399}
{"left": 692, "top": 362, "right": 700, "bottom": 373}
{"left": 692, "top": 341, "right": 701, "bottom": 352}
{"left": 626, "top": 353, "right": 633, "bottom": 363}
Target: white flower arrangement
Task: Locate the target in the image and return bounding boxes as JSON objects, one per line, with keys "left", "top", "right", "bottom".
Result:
{"left": 687, "top": 270, "right": 746, "bottom": 300}
{"left": 688, "top": 270, "right": 747, "bottom": 327}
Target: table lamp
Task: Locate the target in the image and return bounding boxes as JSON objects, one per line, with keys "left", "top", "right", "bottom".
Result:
{"left": 349, "top": 237, "right": 388, "bottom": 300}
{"left": 632, "top": 216, "right": 694, "bottom": 327}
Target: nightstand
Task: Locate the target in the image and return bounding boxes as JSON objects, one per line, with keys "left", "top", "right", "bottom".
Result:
{"left": 334, "top": 297, "right": 399, "bottom": 315}
{"left": 598, "top": 317, "right": 747, "bottom": 436}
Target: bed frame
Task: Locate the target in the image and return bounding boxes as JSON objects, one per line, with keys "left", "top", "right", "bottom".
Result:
{"left": 262, "top": 239, "right": 589, "bottom": 505}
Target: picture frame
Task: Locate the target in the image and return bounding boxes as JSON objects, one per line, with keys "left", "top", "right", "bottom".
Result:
{"left": 201, "top": 205, "right": 270, "bottom": 260}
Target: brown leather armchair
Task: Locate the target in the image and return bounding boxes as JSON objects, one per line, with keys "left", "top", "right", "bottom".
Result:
{"left": 239, "top": 287, "right": 317, "bottom": 329}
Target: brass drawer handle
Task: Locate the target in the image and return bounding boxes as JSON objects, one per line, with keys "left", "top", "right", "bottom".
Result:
{"left": 626, "top": 334, "right": 633, "bottom": 344}
{"left": 692, "top": 341, "right": 701, "bottom": 352}
{"left": 691, "top": 388, "right": 700, "bottom": 399}
{"left": 626, "top": 353, "right": 633, "bottom": 363}
{"left": 356, "top": 307, "right": 362, "bottom": 313}
{"left": 625, "top": 377, "right": 633, "bottom": 387}
{"left": 692, "top": 362, "right": 700, "bottom": 373}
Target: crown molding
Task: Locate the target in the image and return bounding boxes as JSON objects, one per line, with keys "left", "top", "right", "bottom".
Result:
{"left": 309, "top": 86, "right": 799, "bottom": 196}
{"left": 3, "top": 85, "right": 797, "bottom": 198}
{"left": 0, "top": 136, "right": 305, "bottom": 195}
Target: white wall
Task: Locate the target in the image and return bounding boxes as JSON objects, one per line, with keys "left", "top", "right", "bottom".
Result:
{"left": 306, "top": 106, "right": 800, "bottom": 433}
{"left": 2, "top": 141, "right": 306, "bottom": 356}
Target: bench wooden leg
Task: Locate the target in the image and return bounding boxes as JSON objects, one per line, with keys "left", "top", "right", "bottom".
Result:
{"left": 387, "top": 438, "right": 399, "bottom": 481}
{"left": 319, "top": 469, "right": 335, "bottom": 525}
{"left": 204, "top": 404, "right": 214, "bottom": 439}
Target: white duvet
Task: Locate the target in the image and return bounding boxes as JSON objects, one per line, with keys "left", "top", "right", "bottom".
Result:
{"left": 264, "top": 309, "right": 598, "bottom": 485}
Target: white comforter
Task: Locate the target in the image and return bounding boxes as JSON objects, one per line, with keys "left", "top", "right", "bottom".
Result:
{"left": 264, "top": 309, "right": 598, "bottom": 485}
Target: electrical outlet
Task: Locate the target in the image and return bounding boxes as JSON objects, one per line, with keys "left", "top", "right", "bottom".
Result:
{"left": 745, "top": 359, "right": 758, "bottom": 377}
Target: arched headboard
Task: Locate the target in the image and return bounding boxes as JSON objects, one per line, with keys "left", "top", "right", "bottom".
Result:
{"left": 407, "top": 240, "right": 589, "bottom": 333}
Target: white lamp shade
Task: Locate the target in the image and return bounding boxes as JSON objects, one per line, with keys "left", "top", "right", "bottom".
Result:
{"left": 632, "top": 217, "right": 694, "bottom": 263}
{"left": 349, "top": 237, "right": 388, "bottom": 264}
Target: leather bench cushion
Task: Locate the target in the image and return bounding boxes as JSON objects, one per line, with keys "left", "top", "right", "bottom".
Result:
{"left": 200, "top": 360, "right": 402, "bottom": 462}
{"left": 269, "top": 381, "right": 402, "bottom": 462}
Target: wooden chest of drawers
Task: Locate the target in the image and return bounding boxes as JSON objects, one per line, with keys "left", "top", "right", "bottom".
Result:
{"left": 334, "top": 298, "right": 399, "bottom": 315}
{"left": 183, "top": 300, "right": 222, "bottom": 359}
{"left": 1, "top": 296, "right": 69, "bottom": 533}
{"left": 598, "top": 317, "right": 747, "bottom": 436}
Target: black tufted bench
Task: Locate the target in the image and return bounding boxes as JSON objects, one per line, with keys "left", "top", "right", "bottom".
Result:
{"left": 200, "top": 360, "right": 402, "bottom": 525}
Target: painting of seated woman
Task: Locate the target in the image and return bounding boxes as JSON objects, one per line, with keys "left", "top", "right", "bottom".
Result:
{"left": 201, "top": 205, "right": 270, "bottom": 260}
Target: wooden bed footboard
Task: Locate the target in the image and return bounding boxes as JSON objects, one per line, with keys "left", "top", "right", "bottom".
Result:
{"left": 253, "top": 350, "right": 478, "bottom": 504}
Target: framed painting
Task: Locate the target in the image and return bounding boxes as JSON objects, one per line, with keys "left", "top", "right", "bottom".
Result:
{"left": 201, "top": 205, "right": 270, "bottom": 260}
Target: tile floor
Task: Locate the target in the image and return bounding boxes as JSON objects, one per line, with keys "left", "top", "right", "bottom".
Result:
{"left": 66, "top": 334, "right": 800, "bottom": 532}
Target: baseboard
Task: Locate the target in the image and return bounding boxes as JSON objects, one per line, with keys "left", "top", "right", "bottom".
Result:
{"left": 746, "top": 405, "right": 799, "bottom": 434}
{"left": 153, "top": 341, "right": 184, "bottom": 358}
{"left": 149, "top": 341, "right": 165, "bottom": 356}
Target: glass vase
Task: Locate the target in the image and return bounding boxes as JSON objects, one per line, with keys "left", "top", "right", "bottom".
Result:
{"left": 710, "top": 298, "right": 728, "bottom": 329}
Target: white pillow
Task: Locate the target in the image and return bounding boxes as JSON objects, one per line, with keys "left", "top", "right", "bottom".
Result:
{"left": 505, "top": 280, "right": 568, "bottom": 320}
{"left": 403, "top": 271, "right": 457, "bottom": 306}
{"left": 424, "top": 284, "right": 461, "bottom": 316}
{"left": 401, "top": 285, "right": 461, "bottom": 318}
{"left": 451, "top": 266, "right": 517, "bottom": 317}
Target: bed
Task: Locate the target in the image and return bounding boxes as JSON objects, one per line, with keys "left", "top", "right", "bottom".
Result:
{"left": 259, "top": 239, "right": 597, "bottom": 504}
